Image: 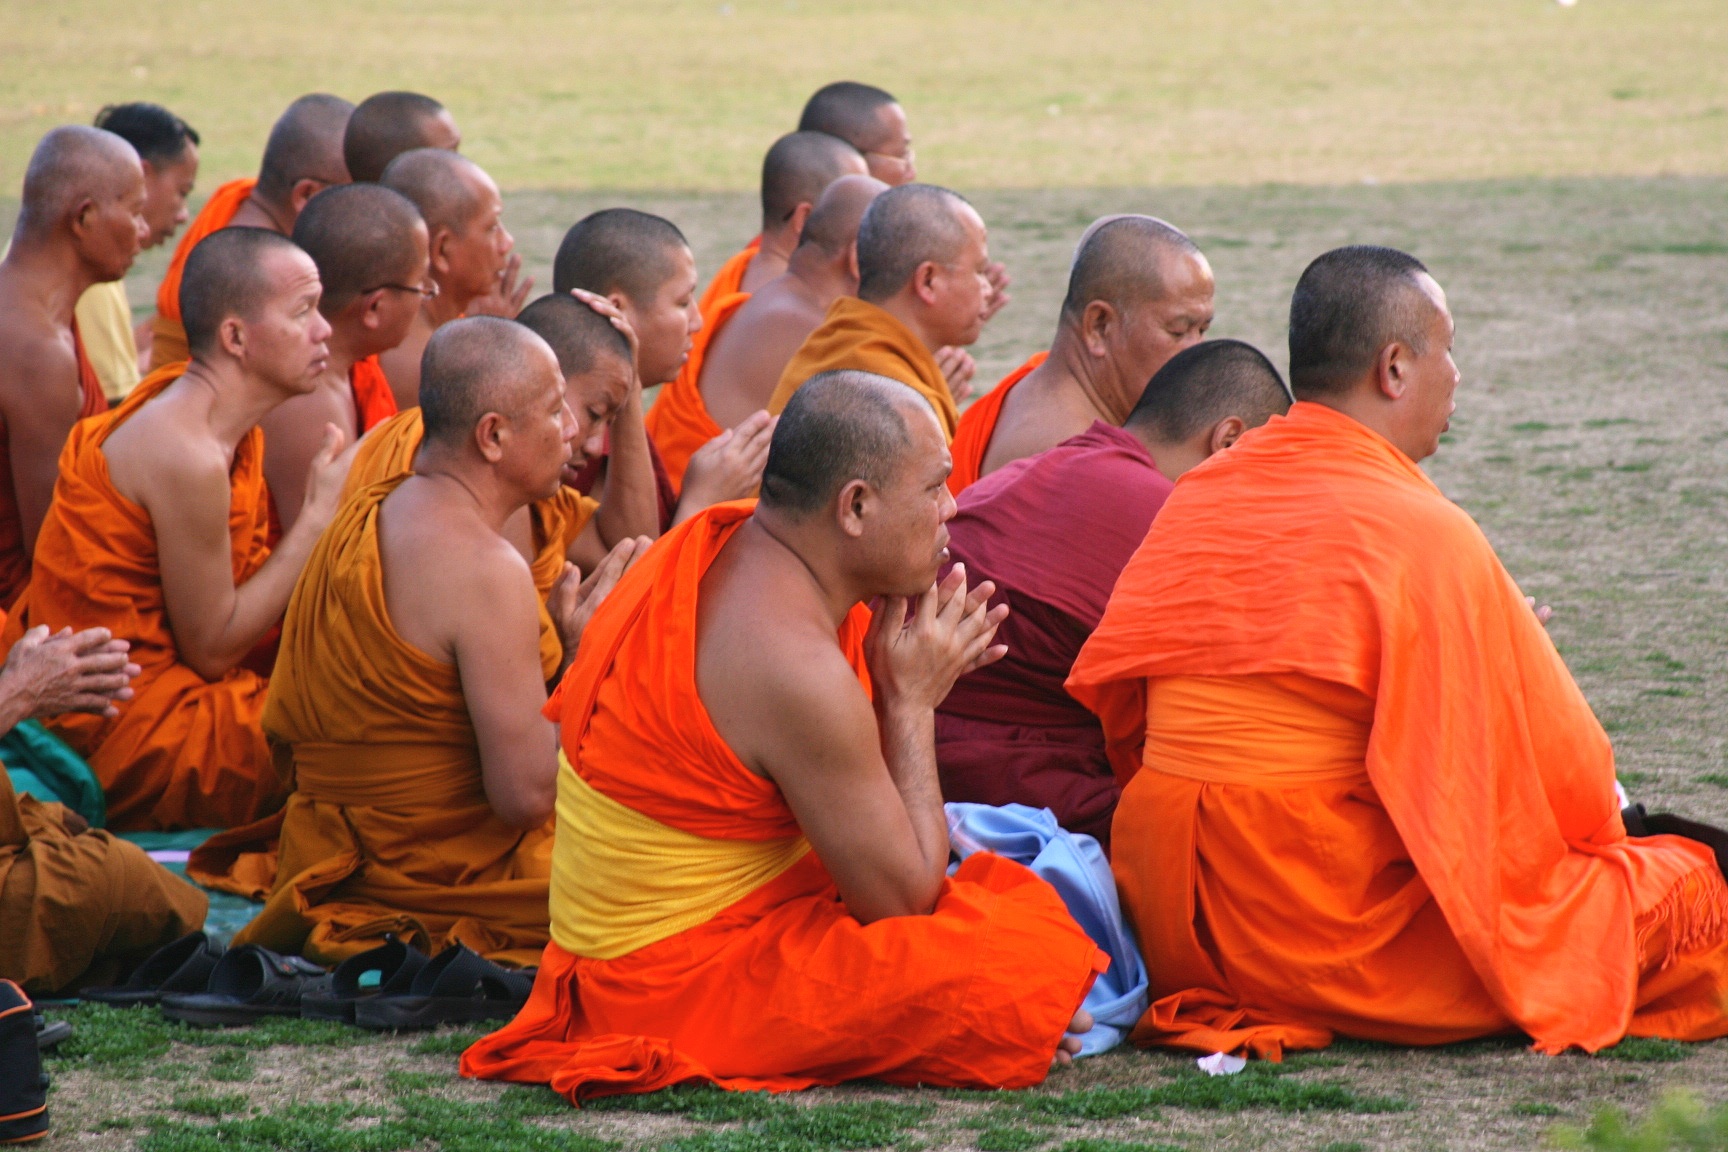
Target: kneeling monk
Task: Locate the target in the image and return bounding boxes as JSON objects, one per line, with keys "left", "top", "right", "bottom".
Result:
{"left": 0, "top": 228, "right": 354, "bottom": 830}
{"left": 1069, "top": 246, "right": 1728, "bottom": 1058}
{"left": 463, "top": 370, "right": 1105, "bottom": 1100}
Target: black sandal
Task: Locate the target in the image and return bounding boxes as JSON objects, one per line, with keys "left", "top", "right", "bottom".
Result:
{"left": 33, "top": 1014, "right": 70, "bottom": 1052}
{"left": 159, "top": 946, "right": 331, "bottom": 1027}
{"left": 82, "top": 931, "right": 225, "bottom": 1007}
{"left": 353, "top": 944, "right": 533, "bottom": 1032}
{"left": 302, "top": 935, "right": 429, "bottom": 1023}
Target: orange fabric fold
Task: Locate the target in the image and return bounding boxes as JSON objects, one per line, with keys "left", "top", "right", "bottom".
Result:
{"left": 191, "top": 475, "right": 553, "bottom": 966}
{"left": 149, "top": 178, "right": 256, "bottom": 370}
{"left": 696, "top": 241, "right": 759, "bottom": 321}
{"left": 461, "top": 503, "right": 1105, "bottom": 1099}
{"left": 0, "top": 365, "right": 280, "bottom": 830}
{"left": 349, "top": 355, "right": 401, "bottom": 433}
{"left": 0, "top": 319, "right": 109, "bottom": 610}
{"left": 947, "top": 352, "right": 1048, "bottom": 495}
{"left": 644, "top": 291, "right": 749, "bottom": 491}
{"left": 767, "top": 297, "right": 958, "bottom": 439}
{"left": 1068, "top": 401, "right": 1728, "bottom": 1058}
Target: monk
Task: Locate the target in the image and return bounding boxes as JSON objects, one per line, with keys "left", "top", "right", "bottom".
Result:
{"left": 2, "top": 621, "right": 206, "bottom": 996}
{"left": 949, "top": 216, "right": 1215, "bottom": 494}
{"left": 86, "top": 102, "right": 201, "bottom": 395}
{"left": 343, "top": 91, "right": 461, "bottom": 182}
{"left": 0, "top": 127, "right": 144, "bottom": 609}
{"left": 148, "top": 93, "right": 353, "bottom": 369}
{"left": 378, "top": 149, "right": 527, "bottom": 408}
{"left": 462, "top": 370, "right": 1104, "bottom": 1099}
{"left": 769, "top": 183, "right": 994, "bottom": 437}
{"left": 1069, "top": 245, "right": 1728, "bottom": 1060}
{"left": 555, "top": 209, "right": 773, "bottom": 523}
{"left": 260, "top": 184, "right": 426, "bottom": 540}
{"left": 936, "top": 341, "right": 1289, "bottom": 851}
{"left": 649, "top": 133, "right": 866, "bottom": 484}
{"left": 203, "top": 319, "right": 646, "bottom": 967}
{"left": 0, "top": 228, "right": 356, "bottom": 831}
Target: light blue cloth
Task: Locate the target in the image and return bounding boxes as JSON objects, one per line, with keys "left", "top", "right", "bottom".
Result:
{"left": 945, "top": 802, "right": 1149, "bottom": 1056}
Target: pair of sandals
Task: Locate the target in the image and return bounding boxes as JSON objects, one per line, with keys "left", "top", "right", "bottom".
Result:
{"left": 82, "top": 930, "right": 532, "bottom": 1030}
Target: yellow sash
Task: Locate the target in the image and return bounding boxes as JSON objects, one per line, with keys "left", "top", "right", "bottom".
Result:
{"left": 549, "top": 752, "right": 812, "bottom": 960}
{"left": 1145, "top": 673, "right": 1373, "bottom": 787}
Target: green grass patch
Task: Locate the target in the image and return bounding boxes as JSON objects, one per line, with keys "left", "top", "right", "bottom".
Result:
{"left": 588, "top": 1083, "right": 791, "bottom": 1123}
{"left": 1551, "top": 1090, "right": 1728, "bottom": 1150}
{"left": 143, "top": 1095, "right": 617, "bottom": 1152}
{"left": 1584, "top": 418, "right": 1638, "bottom": 428}
{"left": 1641, "top": 686, "right": 1690, "bottom": 698}
{"left": 1512, "top": 1101, "right": 1562, "bottom": 1116}
{"left": 1611, "top": 461, "right": 1656, "bottom": 473}
{"left": 1056, "top": 1142, "right": 1185, "bottom": 1152}
{"left": 976, "top": 1127, "right": 1049, "bottom": 1151}
{"left": 48, "top": 1003, "right": 377, "bottom": 1075}
{"left": 1618, "top": 771, "right": 1656, "bottom": 787}
{"left": 172, "top": 1094, "right": 251, "bottom": 1118}
{"left": 1596, "top": 1037, "right": 1692, "bottom": 1062}
{"left": 658, "top": 1101, "right": 934, "bottom": 1152}
{"left": 1512, "top": 421, "right": 1557, "bottom": 433}
{"left": 205, "top": 1049, "right": 254, "bottom": 1082}
{"left": 1697, "top": 773, "right": 1728, "bottom": 788}
{"left": 409, "top": 1028, "right": 490, "bottom": 1057}
{"left": 1318, "top": 1144, "right": 1367, "bottom": 1152}
{"left": 1006, "top": 1067, "right": 1409, "bottom": 1118}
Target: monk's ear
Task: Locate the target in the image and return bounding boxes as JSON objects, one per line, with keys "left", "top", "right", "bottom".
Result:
{"left": 787, "top": 202, "right": 815, "bottom": 243}
{"left": 474, "top": 411, "right": 508, "bottom": 463}
{"left": 1376, "top": 341, "right": 1409, "bottom": 401}
{"left": 67, "top": 196, "right": 99, "bottom": 240}
{"left": 429, "top": 227, "right": 457, "bottom": 275}
{"left": 843, "top": 242, "right": 861, "bottom": 286}
{"left": 835, "top": 478, "right": 871, "bottom": 538}
{"left": 288, "top": 179, "right": 325, "bottom": 217}
{"left": 910, "top": 261, "right": 942, "bottom": 306}
{"left": 1208, "top": 416, "right": 1248, "bottom": 456}
{"left": 1080, "top": 301, "right": 1117, "bottom": 356}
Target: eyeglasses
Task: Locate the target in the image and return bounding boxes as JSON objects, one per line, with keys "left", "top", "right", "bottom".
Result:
{"left": 365, "top": 280, "right": 440, "bottom": 300}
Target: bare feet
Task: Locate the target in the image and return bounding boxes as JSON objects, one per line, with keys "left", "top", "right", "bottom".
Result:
{"left": 1052, "top": 1008, "right": 1094, "bottom": 1068}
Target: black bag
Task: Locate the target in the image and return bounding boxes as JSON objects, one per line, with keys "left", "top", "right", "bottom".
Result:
{"left": 0, "top": 979, "right": 49, "bottom": 1144}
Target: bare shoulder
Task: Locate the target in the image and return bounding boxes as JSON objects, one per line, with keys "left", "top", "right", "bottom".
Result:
{"left": 0, "top": 300, "right": 75, "bottom": 410}
{"left": 104, "top": 390, "right": 231, "bottom": 510}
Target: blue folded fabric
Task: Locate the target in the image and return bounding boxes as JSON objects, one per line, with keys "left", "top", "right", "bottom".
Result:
{"left": 945, "top": 802, "right": 1149, "bottom": 1056}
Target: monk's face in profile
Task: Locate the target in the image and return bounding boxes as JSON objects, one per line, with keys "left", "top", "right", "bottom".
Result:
{"left": 245, "top": 247, "right": 332, "bottom": 395}
{"left": 438, "top": 169, "right": 513, "bottom": 302}
{"left": 1113, "top": 251, "right": 1216, "bottom": 409}
{"left": 860, "top": 103, "right": 916, "bottom": 186}
{"left": 924, "top": 206, "right": 994, "bottom": 349}
{"left": 620, "top": 245, "right": 700, "bottom": 387}
{"left": 857, "top": 401, "right": 957, "bottom": 596}
{"left": 503, "top": 343, "right": 578, "bottom": 500}
{"left": 1395, "top": 274, "right": 1459, "bottom": 463}
{"left": 560, "top": 350, "right": 634, "bottom": 484}
{"left": 140, "top": 140, "right": 200, "bottom": 249}
{"left": 78, "top": 163, "right": 149, "bottom": 281}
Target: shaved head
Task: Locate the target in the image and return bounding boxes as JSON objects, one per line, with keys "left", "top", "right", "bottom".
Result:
{"left": 1288, "top": 246, "right": 1434, "bottom": 399}
{"left": 180, "top": 227, "right": 307, "bottom": 357}
{"left": 345, "top": 91, "right": 459, "bottom": 183}
{"left": 256, "top": 94, "right": 353, "bottom": 205}
{"left": 291, "top": 184, "right": 425, "bottom": 314}
{"left": 760, "top": 370, "right": 918, "bottom": 516}
{"left": 419, "top": 316, "right": 557, "bottom": 446}
{"left": 1062, "top": 215, "right": 1202, "bottom": 322}
{"left": 799, "top": 82, "right": 900, "bottom": 152}
{"left": 15, "top": 125, "right": 141, "bottom": 238}
{"left": 516, "top": 293, "right": 632, "bottom": 378}
{"left": 1126, "top": 339, "right": 1290, "bottom": 442}
{"left": 760, "top": 131, "right": 867, "bottom": 231}
{"left": 552, "top": 208, "right": 688, "bottom": 304}
{"left": 855, "top": 183, "right": 972, "bottom": 302}
{"left": 797, "top": 173, "right": 888, "bottom": 256}
{"left": 380, "top": 147, "right": 489, "bottom": 233}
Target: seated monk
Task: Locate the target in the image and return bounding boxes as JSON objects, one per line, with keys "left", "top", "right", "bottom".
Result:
{"left": 769, "top": 183, "right": 995, "bottom": 436}
{"left": 343, "top": 91, "right": 461, "bottom": 182}
{"left": 461, "top": 370, "right": 1105, "bottom": 1100}
{"left": 949, "top": 215, "right": 1215, "bottom": 494}
{"left": 555, "top": 209, "right": 773, "bottom": 526}
{"left": 937, "top": 341, "right": 1288, "bottom": 851}
{"left": 261, "top": 183, "right": 427, "bottom": 542}
{"left": 646, "top": 131, "right": 866, "bottom": 487}
{"left": 0, "top": 228, "right": 356, "bottom": 831}
{"left": 378, "top": 149, "right": 525, "bottom": 408}
{"left": 202, "top": 319, "right": 646, "bottom": 967}
{"left": 0, "top": 127, "right": 143, "bottom": 609}
{"left": 148, "top": 94, "right": 354, "bottom": 369}
{"left": 1069, "top": 246, "right": 1728, "bottom": 1059}
{"left": 0, "top": 621, "right": 205, "bottom": 996}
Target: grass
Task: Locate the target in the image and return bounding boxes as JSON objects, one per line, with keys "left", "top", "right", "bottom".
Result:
{"left": 1003, "top": 1069, "right": 1410, "bottom": 1119}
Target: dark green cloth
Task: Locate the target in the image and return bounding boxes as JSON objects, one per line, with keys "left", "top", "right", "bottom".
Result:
{"left": 0, "top": 719, "right": 104, "bottom": 827}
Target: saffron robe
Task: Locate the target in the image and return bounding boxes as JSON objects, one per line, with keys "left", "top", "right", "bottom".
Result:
{"left": 0, "top": 319, "right": 108, "bottom": 609}
{"left": 148, "top": 178, "right": 256, "bottom": 370}
{"left": 946, "top": 352, "right": 1049, "bottom": 495}
{"left": 937, "top": 423, "right": 1171, "bottom": 851}
{"left": 460, "top": 503, "right": 1106, "bottom": 1100}
{"left": 768, "top": 297, "right": 959, "bottom": 439}
{"left": 696, "top": 240, "right": 759, "bottom": 321}
{"left": 643, "top": 292, "right": 749, "bottom": 492}
{"left": 190, "top": 476, "right": 556, "bottom": 966}
{"left": 1067, "top": 401, "right": 1728, "bottom": 1059}
{"left": 0, "top": 365, "right": 280, "bottom": 831}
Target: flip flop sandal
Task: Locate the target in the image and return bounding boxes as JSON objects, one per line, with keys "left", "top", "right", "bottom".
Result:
{"left": 82, "top": 931, "right": 225, "bottom": 1007}
{"left": 302, "top": 935, "right": 430, "bottom": 1023}
{"left": 32, "top": 1015, "right": 71, "bottom": 1052}
{"left": 159, "top": 946, "right": 331, "bottom": 1028}
{"left": 353, "top": 944, "right": 534, "bottom": 1032}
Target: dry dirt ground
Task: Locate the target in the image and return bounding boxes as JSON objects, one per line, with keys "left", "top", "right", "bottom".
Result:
{"left": 25, "top": 172, "right": 1728, "bottom": 1150}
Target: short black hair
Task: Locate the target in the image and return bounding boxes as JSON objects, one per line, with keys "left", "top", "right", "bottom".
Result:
{"left": 93, "top": 102, "right": 199, "bottom": 166}
{"left": 345, "top": 91, "right": 450, "bottom": 183}
{"left": 256, "top": 93, "right": 353, "bottom": 203}
{"left": 180, "top": 227, "right": 307, "bottom": 358}
{"left": 515, "top": 293, "right": 632, "bottom": 379}
{"left": 761, "top": 131, "right": 864, "bottom": 229}
{"left": 1062, "top": 216, "right": 1201, "bottom": 321}
{"left": 1288, "top": 246, "right": 1435, "bottom": 400}
{"left": 419, "top": 316, "right": 554, "bottom": 445}
{"left": 1125, "top": 340, "right": 1291, "bottom": 443}
{"left": 760, "top": 370, "right": 915, "bottom": 516}
{"left": 552, "top": 208, "right": 688, "bottom": 303}
{"left": 855, "top": 183, "right": 971, "bottom": 302}
{"left": 798, "top": 82, "right": 899, "bottom": 151}
{"left": 291, "top": 184, "right": 425, "bottom": 314}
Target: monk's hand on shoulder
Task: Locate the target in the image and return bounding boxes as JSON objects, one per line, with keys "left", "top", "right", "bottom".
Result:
{"left": 982, "top": 259, "right": 1012, "bottom": 322}
{"left": 865, "top": 564, "right": 1009, "bottom": 713}
{"left": 569, "top": 289, "right": 641, "bottom": 371}
{"left": 1525, "top": 595, "right": 1554, "bottom": 627}
{"left": 679, "top": 412, "right": 777, "bottom": 514}
{"left": 935, "top": 347, "right": 977, "bottom": 405}
{"left": 299, "top": 423, "right": 359, "bottom": 532}
{"left": 1, "top": 625, "right": 139, "bottom": 721}
{"left": 466, "top": 252, "right": 534, "bottom": 319}
{"left": 550, "top": 537, "right": 653, "bottom": 665}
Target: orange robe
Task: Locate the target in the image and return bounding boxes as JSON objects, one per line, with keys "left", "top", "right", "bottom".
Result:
{"left": 148, "top": 178, "right": 257, "bottom": 371}
{"left": 460, "top": 503, "right": 1106, "bottom": 1101}
{"left": 643, "top": 292, "right": 749, "bottom": 491}
{"left": 1, "top": 760, "right": 205, "bottom": 995}
{"left": 947, "top": 352, "right": 1049, "bottom": 495}
{"left": 0, "top": 319, "right": 109, "bottom": 609}
{"left": 768, "top": 297, "right": 959, "bottom": 439}
{"left": 1067, "top": 400, "right": 1728, "bottom": 1059}
{"left": 696, "top": 240, "right": 759, "bottom": 321}
{"left": 0, "top": 366, "right": 281, "bottom": 831}
{"left": 189, "top": 476, "right": 556, "bottom": 967}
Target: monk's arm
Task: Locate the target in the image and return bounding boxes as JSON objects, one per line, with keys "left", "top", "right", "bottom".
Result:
{"left": 592, "top": 372, "right": 658, "bottom": 546}
{"left": 0, "top": 336, "right": 82, "bottom": 555}
{"left": 257, "top": 396, "right": 336, "bottom": 536}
